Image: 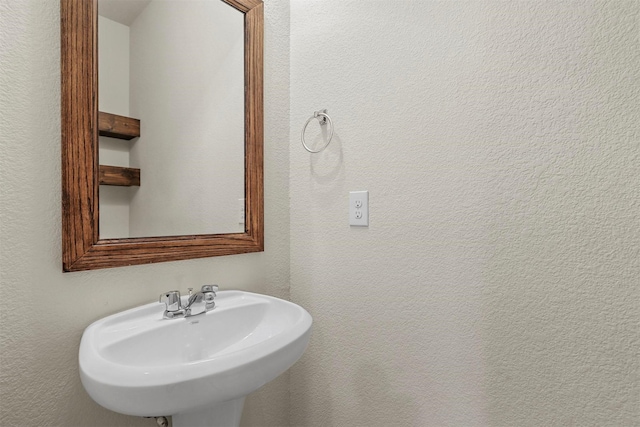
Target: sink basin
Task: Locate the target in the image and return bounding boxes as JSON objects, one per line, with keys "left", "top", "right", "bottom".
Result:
{"left": 79, "top": 291, "right": 312, "bottom": 426}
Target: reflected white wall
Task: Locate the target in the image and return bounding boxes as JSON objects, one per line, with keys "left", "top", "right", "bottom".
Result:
{"left": 128, "top": 0, "right": 245, "bottom": 237}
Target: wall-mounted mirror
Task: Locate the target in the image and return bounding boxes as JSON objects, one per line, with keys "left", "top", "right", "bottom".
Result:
{"left": 61, "top": 0, "right": 264, "bottom": 272}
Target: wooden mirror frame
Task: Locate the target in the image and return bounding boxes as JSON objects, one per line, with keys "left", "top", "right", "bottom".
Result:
{"left": 61, "top": 0, "right": 264, "bottom": 272}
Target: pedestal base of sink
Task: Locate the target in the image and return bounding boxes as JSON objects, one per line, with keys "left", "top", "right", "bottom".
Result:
{"left": 172, "top": 397, "right": 246, "bottom": 427}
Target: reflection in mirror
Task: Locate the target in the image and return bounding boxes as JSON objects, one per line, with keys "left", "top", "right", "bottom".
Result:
{"left": 98, "top": 0, "right": 245, "bottom": 238}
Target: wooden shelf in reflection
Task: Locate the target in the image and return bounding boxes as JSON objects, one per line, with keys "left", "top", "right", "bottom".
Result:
{"left": 99, "top": 111, "right": 140, "bottom": 140}
{"left": 99, "top": 165, "right": 140, "bottom": 187}
{"left": 98, "top": 112, "right": 140, "bottom": 187}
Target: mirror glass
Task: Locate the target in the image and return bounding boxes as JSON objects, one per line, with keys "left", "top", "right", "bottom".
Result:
{"left": 97, "top": 0, "right": 245, "bottom": 238}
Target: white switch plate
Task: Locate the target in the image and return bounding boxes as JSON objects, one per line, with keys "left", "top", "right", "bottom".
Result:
{"left": 349, "top": 191, "right": 368, "bottom": 226}
{"left": 238, "top": 198, "right": 245, "bottom": 224}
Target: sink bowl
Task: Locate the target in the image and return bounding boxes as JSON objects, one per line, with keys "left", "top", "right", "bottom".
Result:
{"left": 79, "top": 291, "right": 312, "bottom": 426}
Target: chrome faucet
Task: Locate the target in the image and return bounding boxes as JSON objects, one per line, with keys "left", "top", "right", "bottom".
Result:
{"left": 159, "top": 285, "right": 218, "bottom": 319}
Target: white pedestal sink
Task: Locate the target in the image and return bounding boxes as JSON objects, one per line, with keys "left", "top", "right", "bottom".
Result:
{"left": 79, "top": 291, "right": 312, "bottom": 427}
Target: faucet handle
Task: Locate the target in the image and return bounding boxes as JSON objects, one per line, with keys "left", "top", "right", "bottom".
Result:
{"left": 201, "top": 285, "right": 218, "bottom": 310}
{"left": 159, "top": 290, "right": 182, "bottom": 311}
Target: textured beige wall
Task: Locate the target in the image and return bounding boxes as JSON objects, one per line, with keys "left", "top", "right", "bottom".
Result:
{"left": 289, "top": 1, "right": 639, "bottom": 426}
{"left": 0, "top": 0, "right": 289, "bottom": 426}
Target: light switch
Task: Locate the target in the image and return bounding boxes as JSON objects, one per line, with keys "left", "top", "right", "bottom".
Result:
{"left": 238, "top": 198, "right": 245, "bottom": 224}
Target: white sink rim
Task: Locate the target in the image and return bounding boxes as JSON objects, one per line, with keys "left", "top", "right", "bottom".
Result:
{"left": 79, "top": 290, "right": 312, "bottom": 416}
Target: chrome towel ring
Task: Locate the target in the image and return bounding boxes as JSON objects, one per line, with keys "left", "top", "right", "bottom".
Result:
{"left": 301, "top": 109, "right": 334, "bottom": 153}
